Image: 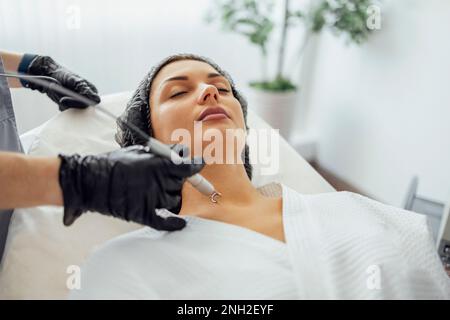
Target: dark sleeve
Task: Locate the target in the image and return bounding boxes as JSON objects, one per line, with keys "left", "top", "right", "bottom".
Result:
{"left": 0, "top": 55, "right": 24, "bottom": 264}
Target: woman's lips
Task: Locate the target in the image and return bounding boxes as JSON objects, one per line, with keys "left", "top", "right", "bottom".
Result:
{"left": 197, "top": 106, "right": 230, "bottom": 122}
{"left": 201, "top": 113, "right": 229, "bottom": 121}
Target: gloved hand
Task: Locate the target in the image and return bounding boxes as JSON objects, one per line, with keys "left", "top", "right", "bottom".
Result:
{"left": 58, "top": 144, "right": 204, "bottom": 231}
{"left": 21, "top": 54, "right": 101, "bottom": 111}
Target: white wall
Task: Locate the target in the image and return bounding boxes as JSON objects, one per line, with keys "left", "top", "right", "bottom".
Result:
{"left": 1, "top": 0, "right": 306, "bottom": 133}
{"left": 296, "top": 0, "right": 450, "bottom": 207}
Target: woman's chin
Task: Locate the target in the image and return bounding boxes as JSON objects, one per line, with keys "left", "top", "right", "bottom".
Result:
{"left": 195, "top": 139, "right": 246, "bottom": 164}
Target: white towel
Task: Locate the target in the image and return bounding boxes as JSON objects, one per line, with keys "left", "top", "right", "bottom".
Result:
{"left": 69, "top": 183, "right": 450, "bottom": 299}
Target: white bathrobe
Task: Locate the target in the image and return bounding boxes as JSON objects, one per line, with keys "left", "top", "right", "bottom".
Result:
{"left": 69, "top": 183, "right": 450, "bottom": 300}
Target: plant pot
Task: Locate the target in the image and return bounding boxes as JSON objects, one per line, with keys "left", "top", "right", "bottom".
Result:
{"left": 246, "top": 87, "right": 299, "bottom": 140}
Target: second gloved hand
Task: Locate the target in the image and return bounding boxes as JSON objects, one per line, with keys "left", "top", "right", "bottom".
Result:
{"left": 22, "top": 55, "right": 101, "bottom": 111}
{"left": 58, "top": 145, "right": 204, "bottom": 231}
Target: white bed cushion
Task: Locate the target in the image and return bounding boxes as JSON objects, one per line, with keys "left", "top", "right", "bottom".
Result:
{"left": 0, "top": 91, "right": 334, "bottom": 299}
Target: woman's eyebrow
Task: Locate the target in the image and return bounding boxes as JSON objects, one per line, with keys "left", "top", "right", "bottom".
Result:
{"left": 159, "top": 73, "right": 227, "bottom": 90}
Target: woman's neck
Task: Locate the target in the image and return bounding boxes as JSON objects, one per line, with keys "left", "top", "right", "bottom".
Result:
{"left": 178, "top": 163, "right": 262, "bottom": 219}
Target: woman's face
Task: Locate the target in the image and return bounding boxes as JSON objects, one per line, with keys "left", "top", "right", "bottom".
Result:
{"left": 149, "top": 59, "right": 246, "bottom": 160}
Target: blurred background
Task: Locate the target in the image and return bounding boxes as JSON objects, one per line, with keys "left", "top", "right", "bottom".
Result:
{"left": 1, "top": 0, "right": 450, "bottom": 229}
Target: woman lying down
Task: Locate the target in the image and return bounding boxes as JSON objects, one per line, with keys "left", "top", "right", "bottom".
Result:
{"left": 70, "top": 54, "right": 450, "bottom": 300}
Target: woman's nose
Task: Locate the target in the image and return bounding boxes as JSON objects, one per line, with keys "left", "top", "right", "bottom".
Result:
{"left": 198, "top": 85, "right": 219, "bottom": 105}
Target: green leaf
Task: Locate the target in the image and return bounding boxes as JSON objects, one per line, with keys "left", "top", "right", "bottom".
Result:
{"left": 249, "top": 77, "right": 297, "bottom": 92}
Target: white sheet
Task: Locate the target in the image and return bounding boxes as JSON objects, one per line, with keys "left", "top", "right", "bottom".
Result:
{"left": 70, "top": 183, "right": 450, "bottom": 299}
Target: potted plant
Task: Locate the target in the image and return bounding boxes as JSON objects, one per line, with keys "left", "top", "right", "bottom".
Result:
{"left": 205, "top": 0, "right": 375, "bottom": 140}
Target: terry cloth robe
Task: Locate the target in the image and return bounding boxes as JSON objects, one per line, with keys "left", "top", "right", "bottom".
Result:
{"left": 69, "top": 183, "right": 450, "bottom": 299}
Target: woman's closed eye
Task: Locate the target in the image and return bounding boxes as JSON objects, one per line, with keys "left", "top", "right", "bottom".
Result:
{"left": 170, "top": 88, "right": 230, "bottom": 99}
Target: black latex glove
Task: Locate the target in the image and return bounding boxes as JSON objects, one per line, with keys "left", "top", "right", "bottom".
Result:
{"left": 58, "top": 144, "right": 204, "bottom": 231}
{"left": 24, "top": 55, "right": 101, "bottom": 111}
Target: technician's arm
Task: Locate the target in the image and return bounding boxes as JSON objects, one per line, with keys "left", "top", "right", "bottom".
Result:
{"left": 0, "top": 151, "right": 63, "bottom": 208}
{"left": 0, "top": 51, "right": 24, "bottom": 88}
{"left": 0, "top": 146, "right": 204, "bottom": 231}
{"left": 0, "top": 50, "right": 100, "bottom": 110}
